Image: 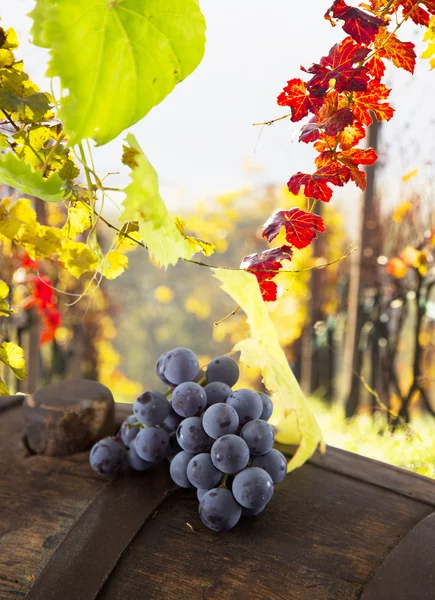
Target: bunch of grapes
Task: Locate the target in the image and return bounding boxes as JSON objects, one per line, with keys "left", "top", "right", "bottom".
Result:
{"left": 89, "top": 347, "right": 288, "bottom": 532}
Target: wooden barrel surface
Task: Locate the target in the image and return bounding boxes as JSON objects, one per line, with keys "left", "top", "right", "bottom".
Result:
{"left": 1, "top": 399, "right": 434, "bottom": 600}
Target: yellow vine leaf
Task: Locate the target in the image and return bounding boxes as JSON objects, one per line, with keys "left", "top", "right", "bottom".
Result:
{"left": 213, "top": 268, "right": 324, "bottom": 473}
{"left": 102, "top": 250, "right": 129, "bottom": 281}
{"left": 62, "top": 201, "right": 92, "bottom": 237}
{"left": 0, "top": 377, "right": 9, "bottom": 395}
{"left": 174, "top": 217, "right": 216, "bottom": 257}
{"left": 0, "top": 341, "right": 26, "bottom": 380}
{"left": 0, "top": 279, "right": 10, "bottom": 317}
{"left": 59, "top": 240, "right": 99, "bottom": 278}
{"left": 120, "top": 133, "right": 214, "bottom": 268}
{"left": 422, "top": 16, "right": 435, "bottom": 69}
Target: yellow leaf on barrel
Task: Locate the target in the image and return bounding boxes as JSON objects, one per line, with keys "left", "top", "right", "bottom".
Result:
{"left": 213, "top": 268, "right": 324, "bottom": 472}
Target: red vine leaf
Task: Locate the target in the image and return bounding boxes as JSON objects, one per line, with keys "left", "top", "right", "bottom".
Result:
{"left": 338, "top": 122, "right": 366, "bottom": 150}
{"left": 262, "top": 208, "right": 326, "bottom": 249}
{"left": 304, "top": 37, "right": 370, "bottom": 97}
{"left": 366, "top": 55, "right": 386, "bottom": 79}
{"left": 288, "top": 164, "right": 350, "bottom": 202}
{"left": 375, "top": 30, "right": 416, "bottom": 74}
{"left": 241, "top": 245, "right": 294, "bottom": 302}
{"left": 325, "top": 0, "right": 386, "bottom": 46}
{"left": 300, "top": 104, "right": 354, "bottom": 144}
{"left": 277, "top": 78, "right": 322, "bottom": 122}
{"left": 398, "top": 0, "right": 433, "bottom": 26}
{"left": 351, "top": 80, "right": 394, "bottom": 126}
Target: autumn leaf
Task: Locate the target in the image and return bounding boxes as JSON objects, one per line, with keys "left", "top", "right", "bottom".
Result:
{"left": 240, "top": 246, "right": 293, "bottom": 302}
{"left": 401, "top": 168, "right": 419, "bottom": 182}
{"left": 0, "top": 342, "right": 26, "bottom": 379}
{"left": 277, "top": 78, "right": 322, "bottom": 122}
{"left": 338, "top": 121, "right": 366, "bottom": 150}
{"left": 304, "top": 37, "right": 370, "bottom": 97}
{"left": 375, "top": 30, "right": 416, "bottom": 73}
{"left": 399, "top": 0, "right": 432, "bottom": 26}
{"left": 325, "top": 0, "right": 386, "bottom": 46}
{"left": 0, "top": 279, "right": 11, "bottom": 317}
{"left": 102, "top": 250, "right": 129, "bottom": 281}
{"left": 59, "top": 239, "right": 99, "bottom": 278}
{"left": 213, "top": 268, "right": 324, "bottom": 472}
{"left": 174, "top": 217, "right": 216, "bottom": 258}
{"left": 62, "top": 201, "right": 92, "bottom": 237}
{"left": 262, "top": 208, "right": 326, "bottom": 249}
{"left": 387, "top": 257, "right": 408, "bottom": 279}
{"left": 367, "top": 55, "right": 386, "bottom": 79}
{"left": 351, "top": 80, "right": 394, "bottom": 126}
{"left": 299, "top": 105, "right": 354, "bottom": 143}
{"left": 422, "top": 16, "right": 435, "bottom": 69}
{"left": 288, "top": 165, "right": 350, "bottom": 202}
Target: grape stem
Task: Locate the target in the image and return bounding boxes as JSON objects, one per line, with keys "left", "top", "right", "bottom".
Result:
{"left": 220, "top": 474, "right": 229, "bottom": 488}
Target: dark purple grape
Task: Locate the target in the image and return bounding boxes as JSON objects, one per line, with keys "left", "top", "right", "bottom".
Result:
{"left": 199, "top": 488, "right": 241, "bottom": 532}
{"left": 133, "top": 391, "right": 169, "bottom": 426}
{"left": 156, "top": 348, "right": 199, "bottom": 386}
{"left": 162, "top": 403, "right": 183, "bottom": 432}
{"left": 232, "top": 467, "right": 274, "bottom": 509}
{"left": 89, "top": 438, "right": 126, "bottom": 475}
{"left": 169, "top": 451, "right": 195, "bottom": 488}
{"left": 119, "top": 414, "right": 140, "bottom": 447}
{"left": 135, "top": 427, "right": 169, "bottom": 463}
{"left": 172, "top": 382, "right": 207, "bottom": 417}
{"left": 210, "top": 435, "right": 250, "bottom": 474}
{"left": 204, "top": 382, "right": 232, "bottom": 406}
{"left": 187, "top": 453, "right": 222, "bottom": 489}
{"left": 202, "top": 403, "right": 239, "bottom": 438}
{"left": 258, "top": 392, "right": 273, "bottom": 421}
{"left": 226, "top": 389, "right": 262, "bottom": 425}
{"left": 176, "top": 417, "right": 212, "bottom": 453}
{"left": 251, "top": 449, "right": 287, "bottom": 484}
{"left": 127, "top": 444, "right": 154, "bottom": 471}
{"left": 240, "top": 419, "right": 275, "bottom": 455}
{"left": 206, "top": 356, "right": 239, "bottom": 387}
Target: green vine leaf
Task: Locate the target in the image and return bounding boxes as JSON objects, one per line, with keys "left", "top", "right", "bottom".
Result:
{"left": 120, "top": 133, "right": 214, "bottom": 268}
{"left": 0, "top": 152, "right": 66, "bottom": 202}
{"left": 213, "top": 268, "right": 325, "bottom": 473}
{"left": 30, "top": 0, "right": 206, "bottom": 145}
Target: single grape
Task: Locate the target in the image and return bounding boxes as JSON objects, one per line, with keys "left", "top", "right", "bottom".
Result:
{"left": 89, "top": 438, "right": 126, "bottom": 476}
{"left": 258, "top": 392, "right": 273, "bottom": 422}
{"left": 172, "top": 382, "right": 207, "bottom": 418}
{"left": 119, "top": 414, "right": 141, "bottom": 447}
{"left": 162, "top": 403, "right": 183, "bottom": 432}
{"left": 204, "top": 382, "right": 232, "bottom": 407}
{"left": 251, "top": 449, "right": 287, "bottom": 484}
{"left": 202, "top": 403, "right": 239, "bottom": 438}
{"left": 226, "top": 389, "right": 262, "bottom": 425}
{"left": 135, "top": 427, "right": 169, "bottom": 463}
{"left": 169, "top": 451, "right": 195, "bottom": 488}
{"left": 167, "top": 431, "right": 182, "bottom": 463}
{"left": 127, "top": 444, "right": 154, "bottom": 471}
{"left": 232, "top": 467, "right": 274, "bottom": 509}
{"left": 241, "top": 505, "right": 266, "bottom": 517}
{"left": 240, "top": 419, "right": 275, "bottom": 455}
{"left": 176, "top": 417, "right": 212, "bottom": 453}
{"left": 187, "top": 453, "right": 222, "bottom": 489}
{"left": 206, "top": 356, "right": 239, "bottom": 387}
{"left": 210, "top": 435, "right": 250, "bottom": 474}
{"left": 156, "top": 352, "right": 172, "bottom": 386}
{"left": 156, "top": 347, "right": 199, "bottom": 386}
{"left": 199, "top": 488, "right": 242, "bottom": 532}
{"left": 133, "top": 391, "right": 169, "bottom": 426}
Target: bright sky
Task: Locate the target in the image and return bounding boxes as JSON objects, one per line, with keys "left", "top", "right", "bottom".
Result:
{"left": 4, "top": 1, "right": 435, "bottom": 221}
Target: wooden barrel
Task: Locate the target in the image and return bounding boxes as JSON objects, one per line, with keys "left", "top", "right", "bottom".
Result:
{"left": 1, "top": 397, "right": 434, "bottom": 600}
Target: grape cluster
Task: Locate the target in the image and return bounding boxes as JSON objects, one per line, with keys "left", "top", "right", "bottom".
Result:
{"left": 89, "top": 347, "right": 288, "bottom": 532}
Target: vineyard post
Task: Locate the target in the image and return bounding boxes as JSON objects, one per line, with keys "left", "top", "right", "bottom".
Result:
{"left": 345, "top": 119, "right": 382, "bottom": 417}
